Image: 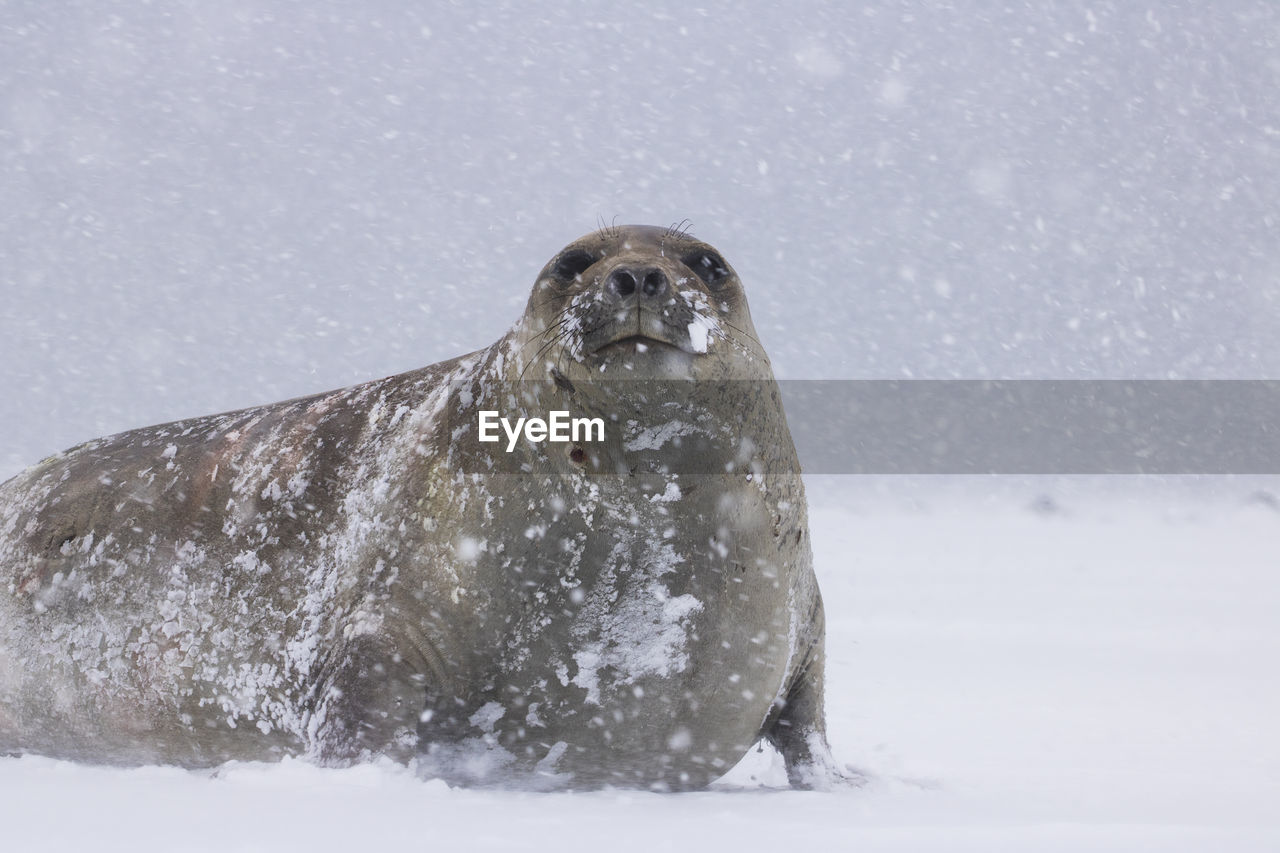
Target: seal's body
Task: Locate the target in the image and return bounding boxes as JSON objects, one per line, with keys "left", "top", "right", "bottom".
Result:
{"left": 0, "top": 225, "right": 842, "bottom": 789}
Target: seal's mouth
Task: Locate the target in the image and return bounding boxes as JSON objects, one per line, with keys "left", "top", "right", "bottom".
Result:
{"left": 585, "top": 310, "right": 697, "bottom": 357}
{"left": 593, "top": 334, "right": 684, "bottom": 355}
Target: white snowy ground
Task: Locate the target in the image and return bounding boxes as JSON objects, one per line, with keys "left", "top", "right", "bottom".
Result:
{"left": 1, "top": 477, "right": 1276, "bottom": 853}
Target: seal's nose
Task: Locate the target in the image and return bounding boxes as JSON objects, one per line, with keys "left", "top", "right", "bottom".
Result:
{"left": 605, "top": 266, "right": 669, "bottom": 302}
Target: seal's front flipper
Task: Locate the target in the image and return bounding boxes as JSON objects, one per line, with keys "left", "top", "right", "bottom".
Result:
{"left": 763, "top": 646, "right": 864, "bottom": 790}
{"left": 773, "top": 727, "right": 866, "bottom": 790}
{"left": 308, "top": 634, "right": 426, "bottom": 766}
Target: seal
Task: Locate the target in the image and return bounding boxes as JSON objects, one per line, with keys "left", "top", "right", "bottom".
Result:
{"left": 0, "top": 224, "right": 847, "bottom": 790}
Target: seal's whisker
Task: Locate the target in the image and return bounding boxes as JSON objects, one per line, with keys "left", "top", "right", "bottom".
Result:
{"left": 528, "top": 315, "right": 622, "bottom": 381}
{"left": 510, "top": 318, "right": 564, "bottom": 362}
{"left": 517, "top": 321, "right": 588, "bottom": 381}
{"left": 528, "top": 285, "right": 604, "bottom": 314}
{"left": 511, "top": 301, "right": 584, "bottom": 361}
{"left": 515, "top": 293, "right": 620, "bottom": 374}
{"left": 515, "top": 328, "right": 569, "bottom": 379}
{"left": 718, "top": 318, "right": 766, "bottom": 354}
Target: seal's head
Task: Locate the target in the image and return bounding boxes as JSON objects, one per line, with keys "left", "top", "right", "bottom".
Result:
{"left": 514, "top": 224, "right": 770, "bottom": 383}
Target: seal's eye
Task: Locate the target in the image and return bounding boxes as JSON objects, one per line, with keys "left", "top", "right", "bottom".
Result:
{"left": 552, "top": 249, "right": 597, "bottom": 282}
{"left": 684, "top": 252, "right": 732, "bottom": 289}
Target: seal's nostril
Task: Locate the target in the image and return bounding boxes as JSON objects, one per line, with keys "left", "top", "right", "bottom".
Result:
{"left": 609, "top": 270, "right": 637, "bottom": 298}
{"left": 608, "top": 267, "right": 667, "bottom": 300}
{"left": 641, "top": 270, "right": 667, "bottom": 297}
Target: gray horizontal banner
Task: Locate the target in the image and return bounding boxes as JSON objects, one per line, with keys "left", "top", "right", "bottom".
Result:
{"left": 445, "top": 380, "right": 1280, "bottom": 475}
{"left": 781, "top": 380, "right": 1280, "bottom": 474}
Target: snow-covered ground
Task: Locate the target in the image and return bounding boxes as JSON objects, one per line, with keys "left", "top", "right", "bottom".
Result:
{"left": 3, "top": 477, "right": 1275, "bottom": 853}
